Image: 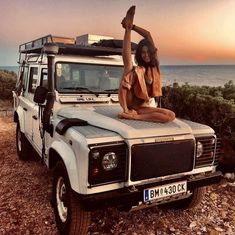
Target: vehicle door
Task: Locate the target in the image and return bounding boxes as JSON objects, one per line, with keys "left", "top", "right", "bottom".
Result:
{"left": 32, "top": 67, "right": 48, "bottom": 152}
{"left": 22, "top": 66, "right": 39, "bottom": 141}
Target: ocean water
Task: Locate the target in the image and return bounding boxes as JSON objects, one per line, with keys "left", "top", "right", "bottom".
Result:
{"left": 0, "top": 66, "right": 18, "bottom": 75}
{"left": 0, "top": 65, "right": 234, "bottom": 87}
{"left": 160, "top": 65, "right": 235, "bottom": 87}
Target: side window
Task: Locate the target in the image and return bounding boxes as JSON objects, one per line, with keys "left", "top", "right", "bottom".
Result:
{"left": 23, "top": 67, "right": 29, "bottom": 91}
{"left": 16, "top": 66, "right": 29, "bottom": 94}
{"left": 28, "top": 67, "right": 38, "bottom": 93}
{"left": 40, "top": 68, "right": 48, "bottom": 89}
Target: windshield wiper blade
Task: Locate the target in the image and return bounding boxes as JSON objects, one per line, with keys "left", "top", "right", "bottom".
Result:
{"left": 103, "top": 89, "right": 119, "bottom": 93}
{"left": 61, "top": 86, "right": 98, "bottom": 94}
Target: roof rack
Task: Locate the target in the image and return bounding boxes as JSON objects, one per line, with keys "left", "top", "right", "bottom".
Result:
{"left": 18, "top": 35, "right": 136, "bottom": 63}
{"left": 19, "top": 34, "right": 75, "bottom": 53}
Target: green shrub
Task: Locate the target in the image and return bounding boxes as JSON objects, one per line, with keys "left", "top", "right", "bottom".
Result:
{"left": 0, "top": 70, "right": 17, "bottom": 100}
{"left": 223, "top": 80, "right": 235, "bottom": 102}
{"left": 162, "top": 81, "right": 235, "bottom": 166}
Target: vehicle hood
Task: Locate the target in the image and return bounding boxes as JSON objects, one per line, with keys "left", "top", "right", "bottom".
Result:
{"left": 57, "top": 105, "right": 210, "bottom": 139}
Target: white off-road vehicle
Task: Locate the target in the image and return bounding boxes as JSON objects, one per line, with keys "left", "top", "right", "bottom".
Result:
{"left": 13, "top": 34, "right": 222, "bottom": 235}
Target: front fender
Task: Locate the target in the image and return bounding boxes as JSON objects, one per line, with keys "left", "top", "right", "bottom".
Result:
{"left": 15, "top": 106, "right": 25, "bottom": 133}
{"left": 50, "top": 140, "right": 79, "bottom": 192}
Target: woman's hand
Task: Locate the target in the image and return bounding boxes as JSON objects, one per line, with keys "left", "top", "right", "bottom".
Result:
{"left": 121, "top": 18, "right": 127, "bottom": 29}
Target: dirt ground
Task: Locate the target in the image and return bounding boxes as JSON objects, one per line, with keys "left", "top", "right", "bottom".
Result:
{"left": 0, "top": 116, "right": 234, "bottom": 235}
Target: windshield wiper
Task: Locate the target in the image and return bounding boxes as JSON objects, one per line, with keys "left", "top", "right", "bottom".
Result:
{"left": 103, "top": 89, "right": 119, "bottom": 93}
{"left": 61, "top": 86, "right": 100, "bottom": 96}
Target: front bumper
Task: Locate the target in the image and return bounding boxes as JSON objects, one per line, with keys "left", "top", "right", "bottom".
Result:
{"left": 80, "top": 171, "right": 222, "bottom": 211}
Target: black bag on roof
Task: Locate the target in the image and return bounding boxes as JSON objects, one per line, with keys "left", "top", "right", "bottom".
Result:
{"left": 93, "top": 39, "right": 137, "bottom": 51}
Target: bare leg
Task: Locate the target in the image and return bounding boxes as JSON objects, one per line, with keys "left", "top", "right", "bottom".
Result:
{"left": 119, "top": 106, "right": 175, "bottom": 123}
{"left": 138, "top": 107, "right": 175, "bottom": 122}
{"left": 122, "top": 6, "right": 135, "bottom": 75}
{"left": 119, "top": 6, "right": 136, "bottom": 114}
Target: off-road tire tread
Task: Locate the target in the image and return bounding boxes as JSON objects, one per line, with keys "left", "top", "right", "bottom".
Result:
{"left": 16, "top": 122, "right": 31, "bottom": 161}
{"left": 186, "top": 187, "right": 206, "bottom": 209}
{"left": 161, "top": 187, "right": 206, "bottom": 210}
{"left": 53, "top": 161, "right": 91, "bottom": 235}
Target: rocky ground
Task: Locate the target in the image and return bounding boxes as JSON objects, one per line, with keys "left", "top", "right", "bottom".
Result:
{"left": 0, "top": 116, "right": 234, "bottom": 235}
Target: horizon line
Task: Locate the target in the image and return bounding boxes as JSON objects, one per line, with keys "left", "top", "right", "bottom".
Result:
{"left": 1, "top": 63, "right": 235, "bottom": 67}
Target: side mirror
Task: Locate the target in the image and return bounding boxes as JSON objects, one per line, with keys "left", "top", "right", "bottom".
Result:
{"left": 34, "top": 86, "right": 48, "bottom": 104}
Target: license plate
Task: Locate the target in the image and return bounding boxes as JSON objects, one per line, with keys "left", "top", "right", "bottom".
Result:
{"left": 143, "top": 181, "right": 187, "bottom": 202}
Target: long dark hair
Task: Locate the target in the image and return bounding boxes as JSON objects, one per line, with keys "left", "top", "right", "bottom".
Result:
{"left": 135, "top": 38, "right": 160, "bottom": 70}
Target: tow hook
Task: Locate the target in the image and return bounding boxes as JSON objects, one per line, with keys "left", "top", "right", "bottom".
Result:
{"left": 128, "top": 185, "right": 138, "bottom": 192}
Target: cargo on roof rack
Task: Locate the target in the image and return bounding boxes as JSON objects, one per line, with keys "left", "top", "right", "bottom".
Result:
{"left": 18, "top": 34, "right": 127, "bottom": 57}
{"left": 19, "top": 34, "right": 75, "bottom": 53}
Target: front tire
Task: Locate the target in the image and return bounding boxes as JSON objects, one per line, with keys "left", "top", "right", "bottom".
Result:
{"left": 164, "top": 187, "right": 206, "bottom": 209}
{"left": 16, "top": 121, "right": 32, "bottom": 160}
{"left": 53, "top": 161, "right": 91, "bottom": 235}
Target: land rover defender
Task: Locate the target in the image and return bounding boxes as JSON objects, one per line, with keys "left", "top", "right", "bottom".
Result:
{"left": 13, "top": 34, "right": 222, "bottom": 235}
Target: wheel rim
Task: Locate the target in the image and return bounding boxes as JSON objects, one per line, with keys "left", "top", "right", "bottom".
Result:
{"left": 17, "top": 126, "right": 22, "bottom": 152}
{"left": 56, "top": 176, "right": 68, "bottom": 223}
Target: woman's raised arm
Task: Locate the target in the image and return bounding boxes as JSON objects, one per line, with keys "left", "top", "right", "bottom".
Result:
{"left": 132, "top": 24, "right": 157, "bottom": 49}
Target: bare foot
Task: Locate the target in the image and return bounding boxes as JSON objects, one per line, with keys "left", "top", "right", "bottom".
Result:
{"left": 118, "top": 111, "right": 138, "bottom": 120}
{"left": 122, "top": 5, "right": 136, "bottom": 29}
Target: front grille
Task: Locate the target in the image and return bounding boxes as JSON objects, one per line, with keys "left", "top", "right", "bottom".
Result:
{"left": 214, "top": 138, "right": 222, "bottom": 165}
{"left": 131, "top": 139, "right": 195, "bottom": 181}
{"left": 195, "top": 136, "right": 218, "bottom": 168}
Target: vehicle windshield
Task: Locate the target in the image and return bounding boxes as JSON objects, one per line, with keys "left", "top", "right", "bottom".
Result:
{"left": 56, "top": 63, "right": 123, "bottom": 94}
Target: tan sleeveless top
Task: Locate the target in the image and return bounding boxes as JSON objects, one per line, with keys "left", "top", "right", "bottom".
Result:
{"left": 121, "top": 66, "right": 162, "bottom": 103}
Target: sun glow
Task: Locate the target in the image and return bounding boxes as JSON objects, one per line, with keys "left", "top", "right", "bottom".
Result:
{"left": 150, "top": 0, "right": 235, "bottom": 64}
{"left": 0, "top": 0, "right": 235, "bottom": 65}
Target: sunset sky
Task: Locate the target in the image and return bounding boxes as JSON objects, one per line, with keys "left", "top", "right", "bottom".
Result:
{"left": 0, "top": 0, "right": 235, "bottom": 66}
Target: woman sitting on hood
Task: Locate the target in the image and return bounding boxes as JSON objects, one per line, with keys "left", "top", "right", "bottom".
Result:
{"left": 118, "top": 6, "right": 175, "bottom": 123}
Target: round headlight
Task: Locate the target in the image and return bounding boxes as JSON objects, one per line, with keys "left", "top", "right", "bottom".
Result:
{"left": 196, "top": 141, "right": 203, "bottom": 158}
{"left": 102, "top": 152, "right": 118, "bottom": 171}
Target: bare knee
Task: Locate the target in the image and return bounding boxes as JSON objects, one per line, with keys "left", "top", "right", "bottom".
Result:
{"left": 167, "top": 110, "right": 176, "bottom": 122}
{"left": 161, "top": 110, "right": 175, "bottom": 122}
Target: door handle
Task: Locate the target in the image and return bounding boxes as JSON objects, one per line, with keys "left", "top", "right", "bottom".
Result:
{"left": 32, "top": 115, "right": 38, "bottom": 120}
{"left": 23, "top": 107, "right": 28, "bottom": 111}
